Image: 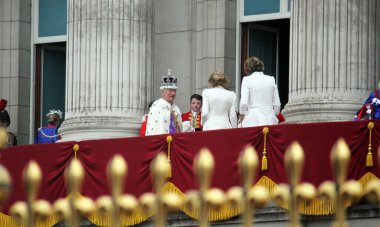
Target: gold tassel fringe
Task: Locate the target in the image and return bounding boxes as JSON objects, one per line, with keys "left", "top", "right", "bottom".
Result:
{"left": 166, "top": 136, "right": 173, "bottom": 178}
{"left": 261, "top": 156, "right": 268, "bottom": 171}
{"left": 366, "top": 151, "right": 373, "bottom": 167}
{"left": 366, "top": 122, "right": 374, "bottom": 167}
{"left": 261, "top": 127, "right": 269, "bottom": 171}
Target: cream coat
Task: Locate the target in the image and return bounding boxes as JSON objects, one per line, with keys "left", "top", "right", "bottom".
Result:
{"left": 239, "top": 72, "right": 281, "bottom": 127}
{"left": 202, "top": 86, "right": 237, "bottom": 131}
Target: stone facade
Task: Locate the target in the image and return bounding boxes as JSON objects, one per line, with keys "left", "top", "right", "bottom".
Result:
{"left": 154, "top": 0, "right": 237, "bottom": 111}
{"left": 0, "top": 0, "right": 31, "bottom": 144}
{"left": 283, "top": 0, "right": 380, "bottom": 122}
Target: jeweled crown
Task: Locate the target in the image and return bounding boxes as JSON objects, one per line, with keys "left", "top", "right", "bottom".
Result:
{"left": 160, "top": 69, "right": 178, "bottom": 90}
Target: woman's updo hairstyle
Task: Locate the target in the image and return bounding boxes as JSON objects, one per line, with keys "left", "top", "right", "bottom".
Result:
{"left": 208, "top": 70, "right": 229, "bottom": 89}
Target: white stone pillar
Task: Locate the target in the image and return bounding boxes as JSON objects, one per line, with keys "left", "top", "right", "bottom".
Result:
{"left": 283, "top": 0, "right": 380, "bottom": 122}
{"left": 60, "top": 0, "right": 153, "bottom": 141}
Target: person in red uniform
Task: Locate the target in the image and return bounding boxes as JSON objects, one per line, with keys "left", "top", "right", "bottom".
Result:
{"left": 182, "top": 94, "right": 203, "bottom": 131}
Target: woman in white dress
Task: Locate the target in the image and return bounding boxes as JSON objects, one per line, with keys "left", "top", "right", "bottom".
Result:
{"left": 202, "top": 70, "right": 237, "bottom": 131}
{"left": 239, "top": 56, "right": 281, "bottom": 127}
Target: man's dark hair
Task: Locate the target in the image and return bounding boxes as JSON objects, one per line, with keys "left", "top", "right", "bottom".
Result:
{"left": 190, "top": 94, "right": 202, "bottom": 102}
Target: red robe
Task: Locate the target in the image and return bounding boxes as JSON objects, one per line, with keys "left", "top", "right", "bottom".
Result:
{"left": 182, "top": 111, "right": 202, "bottom": 131}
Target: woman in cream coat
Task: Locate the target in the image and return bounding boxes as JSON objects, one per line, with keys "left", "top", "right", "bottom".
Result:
{"left": 239, "top": 57, "right": 281, "bottom": 127}
{"left": 202, "top": 70, "right": 237, "bottom": 131}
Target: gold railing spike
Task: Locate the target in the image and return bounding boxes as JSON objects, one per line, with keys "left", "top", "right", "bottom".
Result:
{"left": 54, "top": 159, "right": 95, "bottom": 227}
{"left": 227, "top": 146, "right": 268, "bottom": 227}
{"left": 95, "top": 154, "right": 138, "bottom": 227}
{"left": 0, "top": 164, "right": 11, "bottom": 206}
{"left": 274, "top": 141, "right": 316, "bottom": 227}
{"left": 186, "top": 148, "right": 226, "bottom": 227}
{"left": 365, "top": 144, "right": 380, "bottom": 224}
{"left": 318, "top": 138, "right": 362, "bottom": 227}
{"left": 140, "top": 153, "right": 181, "bottom": 227}
{"left": 10, "top": 161, "right": 52, "bottom": 227}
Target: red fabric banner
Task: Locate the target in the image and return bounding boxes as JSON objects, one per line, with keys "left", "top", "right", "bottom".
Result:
{"left": 0, "top": 120, "right": 379, "bottom": 217}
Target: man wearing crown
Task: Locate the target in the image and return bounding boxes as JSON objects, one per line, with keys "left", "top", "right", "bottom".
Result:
{"left": 145, "top": 70, "right": 184, "bottom": 135}
{"left": 34, "top": 110, "right": 62, "bottom": 144}
{"left": 182, "top": 94, "right": 203, "bottom": 131}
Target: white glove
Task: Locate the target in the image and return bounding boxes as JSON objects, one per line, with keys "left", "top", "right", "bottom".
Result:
{"left": 366, "top": 108, "right": 372, "bottom": 115}
{"left": 182, "top": 121, "right": 195, "bottom": 132}
{"left": 372, "top": 98, "right": 379, "bottom": 105}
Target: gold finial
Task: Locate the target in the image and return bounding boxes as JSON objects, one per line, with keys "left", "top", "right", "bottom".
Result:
{"left": 0, "top": 164, "right": 11, "bottom": 206}
{"left": 274, "top": 142, "right": 316, "bottom": 227}
{"left": 194, "top": 148, "right": 214, "bottom": 192}
{"left": 73, "top": 144, "right": 79, "bottom": 160}
{"left": 318, "top": 138, "right": 362, "bottom": 227}
{"left": 262, "top": 127, "right": 269, "bottom": 135}
{"left": 0, "top": 128, "right": 8, "bottom": 148}
{"left": 10, "top": 161, "right": 52, "bottom": 227}
{"left": 365, "top": 146, "right": 380, "bottom": 217}
{"left": 227, "top": 146, "right": 268, "bottom": 227}
{"left": 368, "top": 122, "right": 375, "bottom": 130}
{"left": 285, "top": 142, "right": 304, "bottom": 186}
{"left": 54, "top": 159, "right": 94, "bottom": 227}
{"left": 140, "top": 153, "right": 181, "bottom": 227}
{"left": 330, "top": 138, "right": 350, "bottom": 186}
{"left": 186, "top": 148, "right": 225, "bottom": 227}
{"left": 96, "top": 154, "right": 137, "bottom": 227}
{"left": 166, "top": 135, "right": 173, "bottom": 143}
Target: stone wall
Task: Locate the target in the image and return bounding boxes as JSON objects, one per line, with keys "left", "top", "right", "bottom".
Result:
{"left": 0, "top": 0, "right": 31, "bottom": 144}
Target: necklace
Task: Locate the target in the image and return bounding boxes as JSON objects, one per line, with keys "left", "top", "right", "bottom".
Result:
{"left": 39, "top": 128, "right": 60, "bottom": 138}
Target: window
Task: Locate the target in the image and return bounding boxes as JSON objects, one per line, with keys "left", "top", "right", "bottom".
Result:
{"left": 244, "top": 0, "right": 280, "bottom": 16}
{"left": 38, "top": 0, "right": 67, "bottom": 38}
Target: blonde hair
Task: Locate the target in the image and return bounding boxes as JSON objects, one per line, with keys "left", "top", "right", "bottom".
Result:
{"left": 208, "top": 70, "right": 229, "bottom": 89}
{"left": 244, "top": 56, "right": 264, "bottom": 75}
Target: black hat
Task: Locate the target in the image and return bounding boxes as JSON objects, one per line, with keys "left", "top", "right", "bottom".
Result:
{"left": 0, "top": 99, "right": 10, "bottom": 127}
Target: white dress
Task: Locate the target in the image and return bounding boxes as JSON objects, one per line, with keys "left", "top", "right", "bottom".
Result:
{"left": 145, "top": 98, "right": 182, "bottom": 135}
{"left": 239, "top": 72, "right": 281, "bottom": 127}
{"left": 201, "top": 86, "right": 237, "bottom": 131}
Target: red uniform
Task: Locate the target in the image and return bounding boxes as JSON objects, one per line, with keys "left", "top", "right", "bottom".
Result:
{"left": 182, "top": 111, "right": 202, "bottom": 131}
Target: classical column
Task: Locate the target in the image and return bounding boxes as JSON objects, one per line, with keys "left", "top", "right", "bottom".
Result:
{"left": 59, "top": 0, "right": 153, "bottom": 141}
{"left": 283, "top": 0, "right": 380, "bottom": 122}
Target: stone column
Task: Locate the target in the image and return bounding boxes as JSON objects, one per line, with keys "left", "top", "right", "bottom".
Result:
{"left": 283, "top": 0, "right": 380, "bottom": 122}
{"left": 59, "top": 0, "right": 153, "bottom": 141}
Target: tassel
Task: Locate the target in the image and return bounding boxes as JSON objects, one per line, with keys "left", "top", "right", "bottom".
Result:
{"left": 261, "top": 127, "right": 269, "bottom": 171}
{"left": 366, "top": 151, "right": 373, "bottom": 167}
{"left": 261, "top": 154, "right": 268, "bottom": 170}
{"left": 367, "top": 122, "right": 374, "bottom": 167}
{"left": 166, "top": 136, "right": 173, "bottom": 178}
{"left": 166, "top": 159, "right": 172, "bottom": 178}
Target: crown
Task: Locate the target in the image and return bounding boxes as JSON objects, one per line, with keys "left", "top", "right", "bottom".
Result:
{"left": 160, "top": 69, "right": 178, "bottom": 90}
